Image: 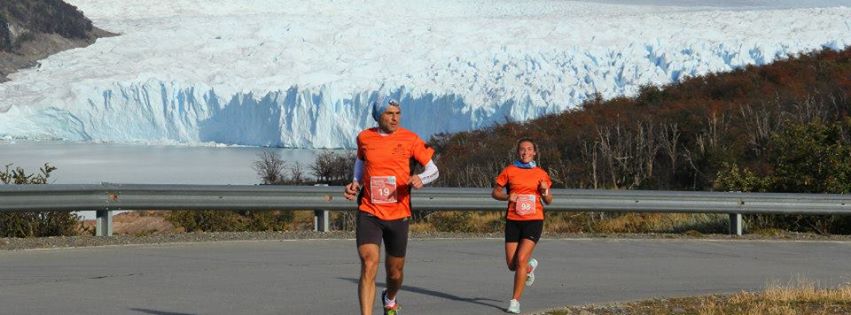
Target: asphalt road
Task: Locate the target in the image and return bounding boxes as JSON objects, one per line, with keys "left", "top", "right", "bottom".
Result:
{"left": 1, "top": 238, "right": 849, "bottom": 314}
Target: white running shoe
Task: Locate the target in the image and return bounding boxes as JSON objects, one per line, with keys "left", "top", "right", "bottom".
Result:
{"left": 525, "top": 258, "right": 538, "bottom": 287}
{"left": 506, "top": 299, "right": 520, "bottom": 314}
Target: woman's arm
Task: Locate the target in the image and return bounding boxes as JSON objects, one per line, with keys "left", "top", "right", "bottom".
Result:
{"left": 492, "top": 184, "right": 509, "bottom": 201}
{"left": 538, "top": 180, "right": 553, "bottom": 205}
{"left": 541, "top": 190, "right": 553, "bottom": 205}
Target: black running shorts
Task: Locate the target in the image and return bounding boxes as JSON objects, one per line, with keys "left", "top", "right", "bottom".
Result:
{"left": 505, "top": 219, "right": 543, "bottom": 243}
{"left": 356, "top": 211, "right": 410, "bottom": 257}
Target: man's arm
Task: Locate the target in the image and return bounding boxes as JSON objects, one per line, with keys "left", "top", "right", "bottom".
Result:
{"left": 409, "top": 160, "right": 439, "bottom": 189}
{"left": 344, "top": 158, "right": 364, "bottom": 200}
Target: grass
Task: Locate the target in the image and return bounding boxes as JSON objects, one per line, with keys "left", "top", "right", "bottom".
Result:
{"left": 542, "top": 278, "right": 851, "bottom": 315}
{"left": 411, "top": 211, "right": 730, "bottom": 235}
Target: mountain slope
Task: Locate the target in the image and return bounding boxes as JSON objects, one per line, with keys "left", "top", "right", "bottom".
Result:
{"left": 0, "top": 0, "right": 112, "bottom": 82}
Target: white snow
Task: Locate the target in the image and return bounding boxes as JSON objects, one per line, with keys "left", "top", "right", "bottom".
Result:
{"left": 1, "top": 0, "right": 850, "bottom": 148}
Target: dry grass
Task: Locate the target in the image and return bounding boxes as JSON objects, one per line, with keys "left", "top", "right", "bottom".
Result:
{"left": 80, "top": 211, "right": 179, "bottom": 236}
{"left": 410, "top": 222, "right": 436, "bottom": 233}
{"left": 91, "top": 211, "right": 730, "bottom": 235}
{"left": 703, "top": 278, "right": 851, "bottom": 315}
{"left": 543, "top": 279, "right": 851, "bottom": 315}
{"left": 422, "top": 211, "right": 504, "bottom": 233}
{"left": 598, "top": 213, "right": 727, "bottom": 234}
{"left": 291, "top": 210, "right": 318, "bottom": 230}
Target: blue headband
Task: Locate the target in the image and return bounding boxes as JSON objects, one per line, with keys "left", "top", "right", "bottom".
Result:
{"left": 371, "top": 95, "right": 399, "bottom": 122}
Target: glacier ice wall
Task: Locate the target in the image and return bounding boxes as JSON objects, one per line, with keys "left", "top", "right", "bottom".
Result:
{"left": 1, "top": 1, "right": 850, "bottom": 148}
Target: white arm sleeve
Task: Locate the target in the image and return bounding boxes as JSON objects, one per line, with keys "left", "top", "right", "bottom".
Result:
{"left": 352, "top": 158, "right": 364, "bottom": 183}
{"left": 418, "top": 160, "right": 439, "bottom": 185}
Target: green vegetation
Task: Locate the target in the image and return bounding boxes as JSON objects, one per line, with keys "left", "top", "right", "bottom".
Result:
{"left": 0, "top": 163, "right": 80, "bottom": 237}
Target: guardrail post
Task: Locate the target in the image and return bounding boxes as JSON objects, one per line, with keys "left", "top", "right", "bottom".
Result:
{"left": 313, "top": 183, "right": 331, "bottom": 232}
{"left": 96, "top": 210, "right": 113, "bottom": 236}
{"left": 728, "top": 213, "right": 742, "bottom": 236}
{"left": 314, "top": 210, "right": 329, "bottom": 232}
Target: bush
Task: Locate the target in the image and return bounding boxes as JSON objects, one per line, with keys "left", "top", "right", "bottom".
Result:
{"left": 429, "top": 211, "right": 475, "bottom": 232}
{"left": 330, "top": 211, "right": 355, "bottom": 231}
{"left": 714, "top": 119, "right": 851, "bottom": 234}
{"left": 245, "top": 210, "right": 294, "bottom": 231}
{"left": 167, "top": 210, "right": 293, "bottom": 232}
{"left": 428, "top": 211, "right": 502, "bottom": 233}
{"left": 0, "top": 163, "right": 81, "bottom": 237}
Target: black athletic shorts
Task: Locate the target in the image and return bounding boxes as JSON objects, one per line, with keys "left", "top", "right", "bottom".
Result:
{"left": 356, "top": 211, "right": 410, "bottom": 257}
{"left": 505, "top": 219, "right": 543, "bottom": 243}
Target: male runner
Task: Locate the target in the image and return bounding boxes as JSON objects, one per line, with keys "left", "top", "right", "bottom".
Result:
{"left": 344, "top": 95, "right": 439, "bottom": 315}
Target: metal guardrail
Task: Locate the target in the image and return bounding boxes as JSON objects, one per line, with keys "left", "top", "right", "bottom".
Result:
{"left": 2, "top": 184, "right": 851, "bottom": 236}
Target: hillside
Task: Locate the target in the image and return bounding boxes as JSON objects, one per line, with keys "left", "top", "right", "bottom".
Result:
{"left": 0, "top": 0, "right": 113, "bottom": 82}
{"left": 432, "top": 47, "right": 851, "bottom": 192}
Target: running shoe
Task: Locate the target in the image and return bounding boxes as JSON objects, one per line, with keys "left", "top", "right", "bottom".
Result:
{"left": 506, "top": 299, "right": 520, "bottom": 313}
{"left": 381, "top": 289, "right": 399, "bottom": 315}
{"left": 526, "top": 258, "right": 538, "bottom": 287}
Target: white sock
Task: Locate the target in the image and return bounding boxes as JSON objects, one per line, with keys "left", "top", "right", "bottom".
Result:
{"left": 384, "top": 293, "right": 396, "bottom": 307}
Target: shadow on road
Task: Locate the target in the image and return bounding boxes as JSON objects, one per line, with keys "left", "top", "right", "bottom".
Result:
{"left": 338, "top": 277, "right": 504, "bottom": 311}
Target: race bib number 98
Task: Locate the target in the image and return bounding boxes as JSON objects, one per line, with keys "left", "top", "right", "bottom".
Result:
{"left": 515, "top": 194, "right": 537, "bottom": 216}
{"left": 370, "top": 176, "right": 398, "bottom": 204}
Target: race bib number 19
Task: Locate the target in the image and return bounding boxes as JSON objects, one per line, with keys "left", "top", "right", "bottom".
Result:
{"left": 515, "top": 194, "right": 537, "bottom": 216}
{"left": 370, "top": 176, "right": 398, "bottom": 204}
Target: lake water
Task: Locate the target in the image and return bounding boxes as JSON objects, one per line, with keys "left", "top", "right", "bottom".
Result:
{"left": 0, "top": 141, "right": 322, "bottom": 185}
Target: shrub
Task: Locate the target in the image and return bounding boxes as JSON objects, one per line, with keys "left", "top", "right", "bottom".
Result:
{"left": 245, "top": 210, "right": 294, "bottom": 231}
{"left": 428, "top": 211, "right": 502, "bottom": 233}
{"left": 0, "top": 163, "right": 81, "bottom": 237}
{"left": 714, "top": 119, "right": 851, "bottom": 234}
{"left": 167, "top": 210, "right": 293, "bottom": 232}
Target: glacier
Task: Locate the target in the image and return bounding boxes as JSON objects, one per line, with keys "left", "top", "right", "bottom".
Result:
{"left": 1, "top": 0, "right": 851, "bottom": 148}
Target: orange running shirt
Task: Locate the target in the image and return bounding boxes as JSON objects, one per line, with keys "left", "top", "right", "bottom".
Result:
{"left": 357, "top": 127, "right": 434, "bottom": 220}
{"left": 495, "top": 165, "right": 552, "bottom": 221}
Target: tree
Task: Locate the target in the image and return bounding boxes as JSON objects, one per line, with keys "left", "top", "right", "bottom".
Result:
{"left": 289, "top": 161, "right": 305, "bottom": 184}
{"left": 253, "top": 151, "right": 287, "bottom": 185}
{"left": 310, "top": 151, "right": 355, "bottom": 185}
